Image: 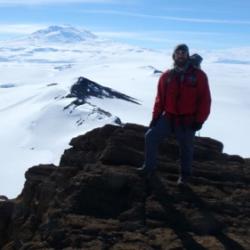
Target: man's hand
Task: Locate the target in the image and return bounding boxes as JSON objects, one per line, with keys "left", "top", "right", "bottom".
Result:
{"left": 192, "top": 122, "right": 203, "bottom": 131}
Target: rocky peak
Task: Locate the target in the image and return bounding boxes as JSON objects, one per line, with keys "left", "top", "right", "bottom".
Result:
{"left": 0, "top": 124, "right": 249, "bottom": 249}
{"left": 67, "top": 76, "right": 140, "bottom": 105}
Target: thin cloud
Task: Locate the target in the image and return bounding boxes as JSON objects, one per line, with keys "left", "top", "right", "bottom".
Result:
{"left": 95, "top": 30, "right": 216, "bottom": 49}
{"left": 0, "top": 25, "right": 223, "bottom": 38}
{"left": 94, "top": 29, "right": 250, "bottom": 48}
{"left": 95, "top": 30, "right": 224, "bottom": 43}
{"left": 96, "top": 31, "right": 169, "bottom": 42}
{"left": 82, "top": 10, "right": 250, "bottom": 25}
{"left": 0, "top": 0, "right": 120, "bottom": 6}
{"left": 0, "top": 24, "right": 47, "bottom": 34}
{"left": 96, "top": 30, "right": 223, "bottom": 38}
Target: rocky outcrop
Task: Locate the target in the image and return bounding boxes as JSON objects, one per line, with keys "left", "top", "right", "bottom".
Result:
{"left": 1, "top": 123, "right": 250, "bottom": 249}
{"left": 67, "top": 77, "right": 140, "bottom": 105}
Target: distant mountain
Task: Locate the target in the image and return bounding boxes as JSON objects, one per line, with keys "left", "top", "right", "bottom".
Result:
{"left": 27, "top": 25, "right": 97, "bottom": 44}
{"left": 0, "top": 25, "right": 149, "bottom": 64}
{"left": 215, "top": 59, "right": 250, "bottom": 65}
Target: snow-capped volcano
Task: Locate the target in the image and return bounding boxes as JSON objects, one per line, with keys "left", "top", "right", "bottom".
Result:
{"left": 27, "top": 25, "right": 97, "bottom": 43}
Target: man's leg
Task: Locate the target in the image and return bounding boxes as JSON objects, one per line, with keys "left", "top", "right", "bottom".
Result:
{"left": 175, "top": 126, "right": 195, "bottom": 182}
{"left": 143, "top": 115, "right": 172, "bottom": 172}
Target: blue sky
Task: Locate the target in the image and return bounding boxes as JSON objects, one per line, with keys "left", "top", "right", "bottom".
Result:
{"left": 0, "top": 0, "right": 250, "bottom": 50}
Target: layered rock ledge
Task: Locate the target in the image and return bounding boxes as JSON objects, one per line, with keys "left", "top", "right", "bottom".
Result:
{"left": 1, "top": 124, "right": 250, "bottom": 249}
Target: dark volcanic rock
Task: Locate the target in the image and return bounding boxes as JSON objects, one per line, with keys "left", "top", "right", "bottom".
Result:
{"left": 67, "top": 76, "right": 140, "bottom": 105}
{"left": 1, "top": 124, "right": 250, "bottom": 249}
{"left": 0, "top": 200, "right": 14, "bottom": 246}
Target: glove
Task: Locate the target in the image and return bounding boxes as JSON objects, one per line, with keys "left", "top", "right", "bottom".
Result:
{"left": 192, "top": 122, "right": 203, "bottom": 131}
{"left": 149, "top": 118, "right": 158, "bottom": 128}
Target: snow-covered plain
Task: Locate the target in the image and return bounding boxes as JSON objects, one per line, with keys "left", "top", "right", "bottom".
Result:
{"left": 1, "top": 26, "right": 250, "bottom": 198}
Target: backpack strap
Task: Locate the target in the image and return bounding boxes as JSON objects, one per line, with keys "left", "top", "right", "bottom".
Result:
{"left": 189, "top": 67, "right": 198, "bottom": 86}
{"left": 161, "top": 69, "right": 175, "bottom": 116}
{"left": 165, "top": 67, "right": 198, "bottom": 86}
{"left": 166, "top": 69, "right": 175, "bottom": 84}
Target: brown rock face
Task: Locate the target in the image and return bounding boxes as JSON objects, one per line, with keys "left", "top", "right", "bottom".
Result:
{"left": 1, "top": 123, "right": 250, "bottom": 249}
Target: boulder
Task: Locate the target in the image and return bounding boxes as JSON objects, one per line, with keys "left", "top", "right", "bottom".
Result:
{"left": 1, "top": 123, "right": 249, "bottom": 249}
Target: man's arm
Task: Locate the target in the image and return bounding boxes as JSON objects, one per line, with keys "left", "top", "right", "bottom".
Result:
{"left": 152, "top": 72, "right": 168, "bottom": 120}
{"left": 195, "top": 71, "right": 211, "bottom": 124}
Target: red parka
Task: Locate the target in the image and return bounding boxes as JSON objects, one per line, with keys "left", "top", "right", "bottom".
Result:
{"left": 152, "top": 66, "right": 211, "bottom": 124}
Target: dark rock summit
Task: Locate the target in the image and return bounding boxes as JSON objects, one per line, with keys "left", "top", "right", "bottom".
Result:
{"left": 67, "top": 77, "right": 140, "bottom": 105}
{"left": 1, "top": 124, "right": 250, "bottom": 249}
{"left": 63, "top": 76, "right": 133, "bottom": 126}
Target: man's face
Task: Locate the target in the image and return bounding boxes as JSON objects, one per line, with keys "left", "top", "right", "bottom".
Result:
{"left": 174, "top": 50, "right": 189, "bottom": 67}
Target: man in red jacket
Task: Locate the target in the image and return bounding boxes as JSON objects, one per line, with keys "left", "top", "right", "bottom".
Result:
{"left": 137, "top": 44, "right": 211, "bottom": 185}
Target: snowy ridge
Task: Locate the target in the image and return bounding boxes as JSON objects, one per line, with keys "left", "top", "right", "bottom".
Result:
{"left": 0, "top": 77, "right": 135, "bottom": 198}
{"left": 67, "top": 76, "right": 140, "bottom": 104}
{"left": 0, "top": 25, "right": 250, "bottom": 198}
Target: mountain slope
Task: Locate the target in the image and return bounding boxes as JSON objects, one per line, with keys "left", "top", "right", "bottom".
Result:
{"left": 27, "top": 25, "right": 97, "bottom": 44}
{"left": 0, "top": 76, "right": 139, "bottom": 198}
